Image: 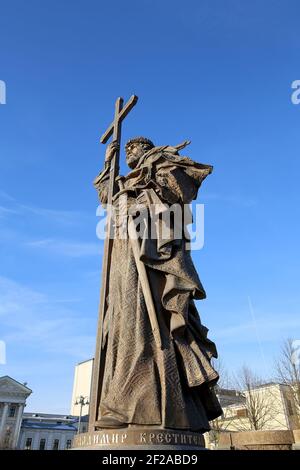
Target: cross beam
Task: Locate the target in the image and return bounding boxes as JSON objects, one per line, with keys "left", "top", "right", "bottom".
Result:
{"left": 100, "top": 94, "right": 138, "bottom": 144}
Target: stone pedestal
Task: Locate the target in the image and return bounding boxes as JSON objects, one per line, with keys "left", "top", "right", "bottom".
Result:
{"left": 218, "top": 430, "right": 294, "bottom": 450}
{"left": 72, "top": 427, "right": 205, "bottom": 450}
{"left": 292, "top": 429, "right": 300, "bottom": 450}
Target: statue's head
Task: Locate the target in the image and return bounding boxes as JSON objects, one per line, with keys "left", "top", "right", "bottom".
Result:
{"left": 125, "top": 137, "right": 154, "bottom": 169}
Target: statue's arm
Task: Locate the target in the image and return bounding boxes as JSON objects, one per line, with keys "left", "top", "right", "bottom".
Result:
{"left": 93, "top": 141, "right": 120, "bottom": 205}
{"left": 155, "top": 162, "right": 212, "bottom": 204}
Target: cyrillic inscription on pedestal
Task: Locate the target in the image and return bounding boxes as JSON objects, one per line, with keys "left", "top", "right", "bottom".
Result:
{"left": 73, "top": 428, "right": 205, "bottom": 449}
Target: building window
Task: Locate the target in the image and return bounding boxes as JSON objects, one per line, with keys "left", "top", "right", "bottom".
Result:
{"left": 52, "top": 439, "right": 60, "bottom": 450}
{"left": 25, "top": 438, "right": 32, "bottom": 450}
{"left": 236, "top": 408, "right": 248, "bottom": 418}
{"left": 39, "top": 438, "right": 46, "bottom": 450}
{"left": 9, "top": 406, "right": 16, "bottom": 418}
{"left": 66, "top": 439, "right": 72, "bottom": 449}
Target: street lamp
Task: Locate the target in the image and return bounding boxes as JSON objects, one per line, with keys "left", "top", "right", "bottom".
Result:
{"left": 74, "top": 396, "right": 89, "bottom": 434}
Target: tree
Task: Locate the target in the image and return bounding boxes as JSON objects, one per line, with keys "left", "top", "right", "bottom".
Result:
{"left": 275, "top": 338, "right": 300, "bottom": 420}
{"left": 212, "top": 357, "right": 232, "bottom": 390}
{"left": 210, "top": 362, "right": 289, "bottom": 447}
{"left": 233, "top": 366, "right": 281, "bottom": 431}
{"left": 209, "top": 359, "right": 237, "bottom": 446}
{"left": 217, "top": 366, "right": 288, "bottom": 433}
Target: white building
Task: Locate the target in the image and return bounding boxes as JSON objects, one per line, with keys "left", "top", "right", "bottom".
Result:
{"left": 206, "top": 382, "right": 300, "bottom": 448}
{"left": 1, "top": 374, "right": 90, "bottom": 450}
{"left": 217, "top": 382, "right": 300, "bottom": 432}
{"left": 0, "top": 375, "right": 32, "bottom": 449}
{"left": 18, "top": 413, "right": 78, "bottom": 450}
{"left": 70, "top": 358, "right": 93, "bottom": 417}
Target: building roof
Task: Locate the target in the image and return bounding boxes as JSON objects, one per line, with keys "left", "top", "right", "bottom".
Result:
{"left": 21, "top": 420, "right": 77, "bottom": 431}
{"left": 216, "top": 387, "right": 241, "bottom": 396}
{"left": 251, "top": 381, "right": 280, "bottom": 390}
{"left": 23, "top": 412, "right": 75, "bottom": 420}
{"left": 76, "top": 358, "right": 94, "bottom": 366}
{"left": 0, "top": 375, "right": 32, "bottom": 394}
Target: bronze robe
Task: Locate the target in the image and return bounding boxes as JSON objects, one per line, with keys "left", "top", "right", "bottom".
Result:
{"left": 94, "top": 144, "right": 222, "bottom": 432}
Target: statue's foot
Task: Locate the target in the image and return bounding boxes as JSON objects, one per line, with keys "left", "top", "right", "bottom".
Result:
{"left": 95, "top": 415, "right": 127, "bottom": 429}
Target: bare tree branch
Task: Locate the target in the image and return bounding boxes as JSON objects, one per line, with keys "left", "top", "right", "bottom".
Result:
{"left": 275, "top": 338, "right": 300, "bottom": 418}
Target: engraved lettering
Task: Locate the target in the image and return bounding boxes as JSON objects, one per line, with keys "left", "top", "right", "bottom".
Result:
{"left": 99, "top": 434, "right": 109, "bottom": 444}
{"left": 180, "top": 433, "right": 187, "bottom": 444}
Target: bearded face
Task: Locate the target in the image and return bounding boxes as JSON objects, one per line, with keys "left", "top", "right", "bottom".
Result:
{"left": 125, "top": 142, "right": 146, "bottom": 169}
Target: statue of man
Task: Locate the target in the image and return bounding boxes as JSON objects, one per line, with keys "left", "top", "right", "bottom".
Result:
{"left": 93, "top": 137, "right": 222, "bottom": 431}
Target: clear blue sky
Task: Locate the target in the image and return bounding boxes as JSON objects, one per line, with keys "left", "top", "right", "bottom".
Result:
{"left": 0, "top": 0, "right": 299, "bottom": 413}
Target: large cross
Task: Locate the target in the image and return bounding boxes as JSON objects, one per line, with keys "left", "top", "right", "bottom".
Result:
{"left": 100, "top": 94, "right": 138, "bottom": 199}
{"left": 89, "top": 95, "right": 138, "bottom": 432}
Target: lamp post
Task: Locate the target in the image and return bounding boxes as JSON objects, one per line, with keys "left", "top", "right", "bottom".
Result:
{"left": 74, "top": 396, "right": 89, "bottom": 434}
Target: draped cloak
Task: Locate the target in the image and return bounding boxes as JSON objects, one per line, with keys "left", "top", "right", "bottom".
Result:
{"left": 93, "top": 143, "right": 222, "bottom": 432}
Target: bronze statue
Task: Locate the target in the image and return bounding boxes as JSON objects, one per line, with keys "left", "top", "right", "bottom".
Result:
{"left": 89, "top": 96, "right": 222, "bottom": 436}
